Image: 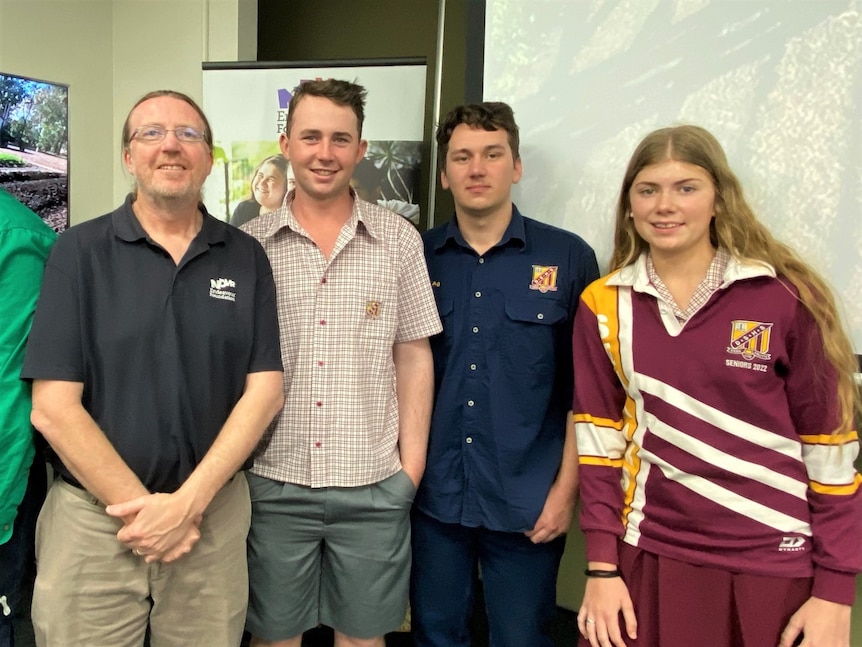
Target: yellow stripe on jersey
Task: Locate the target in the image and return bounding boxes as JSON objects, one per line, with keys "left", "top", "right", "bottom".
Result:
{"left": 573, "top": 413, "right": 624, "bottom": 431}
{"left": 810, "top": 473, "right": 862, "bottom": 495}
{"left": 579, "top": 456, "right": 625, "bottom": 468}
{"left": 799, "top": 431, "right": 859, "bottom": 445}
{"left": 582, "top": 276, "right": 630, "bottom": 391}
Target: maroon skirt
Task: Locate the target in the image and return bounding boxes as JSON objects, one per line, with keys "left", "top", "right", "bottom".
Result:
{"left": 579, "top": 542, "right": 811, "bottom": 647}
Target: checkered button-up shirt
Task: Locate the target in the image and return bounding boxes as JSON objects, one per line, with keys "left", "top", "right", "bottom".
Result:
{"left": 647, "top": 247, "right": 731, "bottom": 322}
{"left": 242, "top": 194, "right": 442, "bottom": 487}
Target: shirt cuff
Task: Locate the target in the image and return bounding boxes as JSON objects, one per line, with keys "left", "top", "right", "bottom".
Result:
{"left": 811, "top": 565, "right": 857, "bottom": 606}
{"left": 584, "top": 530, "right": 620, "bottom": 565}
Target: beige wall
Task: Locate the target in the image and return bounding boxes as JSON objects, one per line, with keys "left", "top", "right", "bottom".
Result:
{"left": 0, "top": 0, "right": 255, "bottom": 224}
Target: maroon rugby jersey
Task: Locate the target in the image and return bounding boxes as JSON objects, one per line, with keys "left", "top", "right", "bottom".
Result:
{"left": 573, "top": 253, "right": 862, "bottom": 605}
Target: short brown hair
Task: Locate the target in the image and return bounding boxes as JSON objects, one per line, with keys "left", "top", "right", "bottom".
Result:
{"left": 285, "top": 79, "right": 367, "bottom": 138}
{"left": 436, "top": 102, "right": 520, "bottom": 170}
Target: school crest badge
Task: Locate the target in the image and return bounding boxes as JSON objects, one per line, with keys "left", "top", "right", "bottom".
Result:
{"left": 365, "top": 301, "right": 381, "bottom": 319}
{"left": 529, "top": 265, "right": 559, "bottom": 293}
{"left": 726, "top": 320, "right": 773, "bottom": 361}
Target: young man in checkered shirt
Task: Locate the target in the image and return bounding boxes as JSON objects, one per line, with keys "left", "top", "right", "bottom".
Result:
{"left": 241, "top": 79, "right": 441, "bottom": 647}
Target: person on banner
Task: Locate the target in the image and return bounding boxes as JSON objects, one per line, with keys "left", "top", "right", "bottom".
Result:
{"left": 241, "top": 78, "right": 441, "bottom": 647}
{"left": 411, "top": 101, "right": 599, "bottom": 647}
{"left": 573, "top": 124, "right": 861, "bottom": 647}
{"left": 231, "top": 155, "right": 291, "bottom": 228}
{"left": 0, "top": 188, "right": 56, "bottom": 647}
{"left": 21, "top": 89, "right": 284, "bottom": 647}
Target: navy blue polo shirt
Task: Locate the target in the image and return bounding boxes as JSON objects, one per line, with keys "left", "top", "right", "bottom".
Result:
{"left": 417, "top": 205, "right": 599, "bottom": 532}
{"left": 22, "top": 195, "right": 283, "bottom": 492}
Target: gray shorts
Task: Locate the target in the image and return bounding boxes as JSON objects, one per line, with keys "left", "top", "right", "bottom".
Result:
{"left": 246, "top": 470, "right": 415, "bottom": 641}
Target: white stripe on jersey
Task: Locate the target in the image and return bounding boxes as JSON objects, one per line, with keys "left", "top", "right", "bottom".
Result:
{"left": 639, "top": 374, "right": 802, "bottom": 460}
{"left": 618, "top": 288, "right": 650, "bottom": 543}
{"left": 803, "top": 442, "right": 860, "bottom": 485}
{"left": 642, "top": 444, "right": 812, "bottom": 534}
{"left": 575, "top": 421, "right": 626, "bottom": 458}
{"left": 644, "top": 412, "right": 808, "bottom": 499}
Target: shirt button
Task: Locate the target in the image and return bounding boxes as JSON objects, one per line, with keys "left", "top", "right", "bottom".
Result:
{"left": 465, "top": 437, "right": 473, "bottom": 444}
{"left": 478, "top": 258, "right": 485, "bottom": 264}
{"left": 321, "top": 278, "right": 327, "bottom": 284}
{"left": 537, "top": 313, "right": 544, "bottom": 320}
{"left": 467, "top": 400, "right": 474, "bottom": 407}
{"left": 315, "top": 401, "right": 323, "bottom": 407}
{"left": 315, "top": 441, "right": 322, "bottom": 448}
{"left": 317, "top": 361, "right": 324, "bottom": 367}
{"left": 474, "top": 291, "right": 482, "bottom": 298}
{"left": 470, "top": 363, "right": 477, "bottom": 370}
{"left": 1, "top": 523, "right": 8, "bottom": 532}
{"left": 320, "top": 320, "right": 326, "bottom": 325}
{"left": 472, "top": 326, "right": 479, "bottom": 333}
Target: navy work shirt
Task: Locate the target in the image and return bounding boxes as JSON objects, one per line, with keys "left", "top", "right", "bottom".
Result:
{"left": 22, "top": 196, "right": 283, "bottom": 493}
{"left": 417, "top": 206, "right": 599, "bottom": 532}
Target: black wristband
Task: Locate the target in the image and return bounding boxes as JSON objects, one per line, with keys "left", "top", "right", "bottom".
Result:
{"left": 584, "top": 568, "right": 622, "bottom": 578}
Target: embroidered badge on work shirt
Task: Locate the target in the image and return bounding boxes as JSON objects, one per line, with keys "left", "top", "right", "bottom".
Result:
{"left": 366, "top": 300, "right": 381, "bottom": 319}
{"left": 529, "top": 265, "right": 559, "bottom": 293}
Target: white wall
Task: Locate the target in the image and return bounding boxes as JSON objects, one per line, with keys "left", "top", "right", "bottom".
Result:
{"left": 0, "top": 0, "right": 256, "bottom": 224}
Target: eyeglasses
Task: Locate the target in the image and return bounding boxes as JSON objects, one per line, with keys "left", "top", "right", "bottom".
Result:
{"left": 132, "top": 125, "right": 207, "bottom": 144}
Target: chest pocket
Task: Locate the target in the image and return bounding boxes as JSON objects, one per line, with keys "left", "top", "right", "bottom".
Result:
{"left": 500, "top": 297, "right": 568, "bottom": 371}
{"left": 430, "top": 298, "right": 455, "bottom": 376}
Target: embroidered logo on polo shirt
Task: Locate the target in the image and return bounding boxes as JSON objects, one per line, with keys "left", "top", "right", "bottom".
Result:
{"left": 529, "top": 265, "right": 558, "bottom": 293}
{"left": 365, "top": 300, "right": 381, "bottom": 319}
{"left": 726, "top": 320, "right": 772, "bottom": 361}
{"left": 209, "top": 277, "right": 237, "bottom": 302}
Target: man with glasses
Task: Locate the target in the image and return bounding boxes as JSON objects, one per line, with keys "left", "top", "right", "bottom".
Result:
{"left": 21, "top": 90, "right": 284, "bottom": 647}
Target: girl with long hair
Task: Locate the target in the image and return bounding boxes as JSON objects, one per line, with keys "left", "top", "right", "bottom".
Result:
{"left": 573, "top": 125, "right": 861, "bottom": 647}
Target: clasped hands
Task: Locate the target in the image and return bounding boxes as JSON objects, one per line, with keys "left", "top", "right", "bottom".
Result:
{"left": 105, "top": 492, "right": 203, "bottom": 564}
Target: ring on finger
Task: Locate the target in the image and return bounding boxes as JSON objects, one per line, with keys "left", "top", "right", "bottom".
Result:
{"left": 586, "top": 618, "right": 596, "bottom": 624}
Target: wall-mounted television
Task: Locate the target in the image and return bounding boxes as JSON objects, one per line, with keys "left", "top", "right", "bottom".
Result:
{"left": 0, "top": 71, "right": 69, "bottom": 232}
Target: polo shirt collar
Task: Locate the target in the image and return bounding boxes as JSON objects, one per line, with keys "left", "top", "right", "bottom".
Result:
{"left": 434, "top": 203, "right": 527, "bottom": 252}
{"left": 609, "top": 250, "right": 776, "bottom": 291}
{"left": 112, "top": 193, "right": 227, "bottom": 247}
{"left": 112, "top": 194, "right": 148, "bottom": 242}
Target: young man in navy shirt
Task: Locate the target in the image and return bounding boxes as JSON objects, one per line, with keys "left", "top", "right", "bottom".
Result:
{"left": 413, "top": 102, "right": 599, "bottom": 647}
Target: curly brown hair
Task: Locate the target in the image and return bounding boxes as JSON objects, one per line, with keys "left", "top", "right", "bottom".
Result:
{"left": 436, "top": 102, "right": 520, "bottom": 171}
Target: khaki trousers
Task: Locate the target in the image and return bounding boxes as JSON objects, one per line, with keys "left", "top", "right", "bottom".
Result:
{"left": 32, "top": 474, "right": 250, "bottom": 647}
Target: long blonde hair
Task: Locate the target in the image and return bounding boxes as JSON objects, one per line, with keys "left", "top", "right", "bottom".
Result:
{"left": 611, "top": 124, "right": 859, "bottom": 434}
